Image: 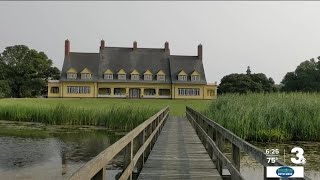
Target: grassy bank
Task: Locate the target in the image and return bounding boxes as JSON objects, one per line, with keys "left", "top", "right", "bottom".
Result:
{"left": 0, "top": 98, "right": 210, "bottom": 130}
{"left": 203, "top": 93, "right": 320, "bottom": 142}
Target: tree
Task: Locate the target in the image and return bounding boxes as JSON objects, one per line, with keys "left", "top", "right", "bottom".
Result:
{"left": 281, "top": 58, "right": 320, "bottom": 92}
{"left": 0, "top": 45, "right": 60, "bottom": 97}
{"left": 0, "top": 80, "right": 11, "bottom": 98}
{"left": 218, "top": 67, "right": 276, "bottom": 94}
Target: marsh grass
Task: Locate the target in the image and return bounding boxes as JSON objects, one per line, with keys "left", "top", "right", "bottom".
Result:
{"left": 0, "top": 100, "right": 158, "bottom": 131}
{"left": 203, "top": 93, "right": 320, "bottom": 142}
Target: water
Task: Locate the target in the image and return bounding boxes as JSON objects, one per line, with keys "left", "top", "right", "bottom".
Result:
{"left": 0, "top": 121, "right": 319, "bottom": 180}
{"left": 0, "top": 121, "right": 124, "bottom": 180}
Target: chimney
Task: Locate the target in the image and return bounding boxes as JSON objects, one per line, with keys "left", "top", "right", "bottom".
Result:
{"left": 198, "top": 44, "right": 202, "bottom": 60}
{"left": 100, "top": 39, "right": 105, "bottom": 50}
{"left": 164, "top": 41, "right": 169, "bottom": 52}
{"left": 65, "top": 39, "right": 70, "bottom": 57}
{"left": 133, "top": 41, "right": 137, "bottom": 50}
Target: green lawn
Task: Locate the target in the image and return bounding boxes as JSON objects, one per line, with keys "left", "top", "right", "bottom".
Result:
{"left": 0, "top": 98, "right": 212, "bottom": 116}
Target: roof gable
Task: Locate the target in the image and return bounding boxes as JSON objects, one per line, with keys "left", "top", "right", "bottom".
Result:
{"left": 191, "top": 70, "right": 200, "bottom": 76}
{"left": 81, "top": 68, "right": 92, "bottom": 74}
{"left": 98, "top": 47, "right": 171, "bottom": 83}
{"left": 131, "top": 69, "right": 140, "bottom": 75}
{"left": 169, "top": 55, "right": 207, "bottom": 84}
{"left": 61, "top": 52, "right": 100, "bottom": 81}
{"left": 104, "top": 69, "right": 113, "bottom": 74}
{"left": 178, "top": 70, "right": 187, "bottom": 76}
{"left": 117, "top": 69, "right": 126, "bottom": 74}
{"left": 144, "top": 70, "right": 152, "bottom": 75}
{"left": 67, "top": 68, "right": 77, "bottom": 73}
{"left": 156, "top": 70, "right": 166, "bottom": 75}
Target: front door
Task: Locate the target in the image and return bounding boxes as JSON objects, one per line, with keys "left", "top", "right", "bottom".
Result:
{"left": 129, "top": 88, "right": 140, "bottom": 98}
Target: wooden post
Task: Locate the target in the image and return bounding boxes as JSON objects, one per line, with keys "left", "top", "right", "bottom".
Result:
{"left": 123, "top": 141, "right": 133, "bottom": 179}
{"left": 207, "top": 126, "right": 213, "bottom": 159}
{"left": 232, "top": 143, "right": 240, "bottom": 170}
{"left": 136, "top": 131, "right": 145, "bottom": 173}
{"left": 91, "top": 166, "right": 106, "bottom": 180}
{"left": 149, "top": 124, "right": 153, "bottom": 150}
{"left": 216, "top": 131, "right": 224, "bottom": 175}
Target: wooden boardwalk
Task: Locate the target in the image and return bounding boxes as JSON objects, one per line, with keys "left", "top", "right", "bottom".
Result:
{"left": 138, "top": 116, "right": 222, "bottom": 180}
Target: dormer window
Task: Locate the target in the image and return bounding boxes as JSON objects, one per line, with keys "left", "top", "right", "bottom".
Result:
{"left": 191, "top": 71, "right": 200, "bottom": 81}
{"left": 156, "top": 70, "right": 166, "bottom": 81}
{"left": 131, "top": 75, "right": 139, "bottom": 80}
{"left": 178, "top": 70, "right": 188, "bottom": 81}
{"left": 80, "top": 68, "right": 92, "bottom": 80}
{"left": 144, "top": 75, "right": 152, "bottom": 81}
{"left": 178, "top": 75, "right": 187, "bottom": 81}
{"left": 81, "top": 73, "right": 92, "bottom": 79}
{"left": 67, "top": 73, "right": 77, "bottom": 79}
{"left": 67, "top": 68, "right": 77, "bottom": 79}
{"left": 118, "top": 74, "right": 126, "bottom": 80}
{"left": 157, "top": 75, "right": 165, "bottom": 81}
{"left": 117, "top": 69, "right": 127, "bottom": 80}
{"left": 191, "top": 75, "right": 200, "bottom": 81}
{"left": 104, "top": 74, "right": 113, "bottom": 80}
{"left": 144, "top": 70, "right": 153, "bottom": 81}
{"left": 131, "top": 70, "right": 140, "bottom": 80}
{"left": 104, "top": 69, "right": 113, "bottom": 80}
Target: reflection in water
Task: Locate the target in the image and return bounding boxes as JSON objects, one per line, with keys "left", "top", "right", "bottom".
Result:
{"left": 0, "top": 130, "right": 122, "bottom": 180}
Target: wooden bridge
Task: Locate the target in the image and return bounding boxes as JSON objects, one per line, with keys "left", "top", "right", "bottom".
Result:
{"left": 67, "top": 106, "right": 311, "bottom": 180}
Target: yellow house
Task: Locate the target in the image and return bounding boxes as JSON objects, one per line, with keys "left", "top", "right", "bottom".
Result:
{"left": 48, "top": 40, "right": 217, "bottom": 99}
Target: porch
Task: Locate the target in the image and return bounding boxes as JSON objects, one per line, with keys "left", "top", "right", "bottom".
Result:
{"left": 97, "top": 87, "right": 171, "bottom": 99}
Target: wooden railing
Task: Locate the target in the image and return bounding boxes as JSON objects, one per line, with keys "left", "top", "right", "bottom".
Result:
{"left": 186, "top": 106, "right": 311, "bottom": 180}
{"left": 67, "top": 106, "right": 169, "bottom": 180}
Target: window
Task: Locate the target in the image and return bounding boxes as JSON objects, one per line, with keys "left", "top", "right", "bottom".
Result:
{"left": 131, "top": 74, "right": 139, "bottom": 80}
{"left": 178, "top": 75, "right": 187, "bottom": 81}
{"left": 207, "top": 90, "right": 214, "bottom": 96}
{"left": 191, "top": 75, "right": 200, "bottom": 81}
{"left": 98, "top": 88, "right": 111, "bottom": 95}
{"left": 178, "top": 88, "right": 200, "bottom": 96}
{"left": 159, "top": 89, "right": 170, "bottom": 96}
{"left": 118, "top": 74, "right": 126, "bottom": 80}
{"left": 114, "top": 88, "right": 126, "bottom": 95}
{"left": 67, "top": 73, "right": 77, "bottom": 79}
{"left": 144, "top": 74, "right": 152, "bottom": 81}
{"left": 67, "top": 86, "right": 90, "bottom": 94}
{"left": 50, "top": 87, "right": 59, "bottom": 94}
{"left": 104, "top": 74, "right": 113, "bottom": 80}
{"left": 157, "top": 75, "right": 165, "bottom": 81}
{"left": 81, "top": 73, "right": 92, "bottom": 79}
{"left": 144, "top": 89, "right": 156, "bottom": 95}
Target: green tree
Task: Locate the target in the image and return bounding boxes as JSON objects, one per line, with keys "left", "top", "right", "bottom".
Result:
{"left": 281, "top": 58, "right": 320, "bottom": 92}
{"left": 0, "top": 80, "right": 11, "bottom": 98}
{"left": 219, "top": 67, "right": 275, "bottom": 94}
{"left": 0, "top": 45, "right": 60, "bottom": 97}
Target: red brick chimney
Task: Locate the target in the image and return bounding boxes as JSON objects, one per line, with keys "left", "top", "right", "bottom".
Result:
{"left": 164, "top": 41, "right": 169, "bottom": 52}
{"left": 133, "top": 41, "right": 137, "bottom": 50}
{"left": 65, "top": 39, "right": 70, "bottom": 57}
{"left": 198, "top": 44, "right": 202, "bottom": 60}
{"left": 100, "top": 39, "right": 105, "bottom": 50}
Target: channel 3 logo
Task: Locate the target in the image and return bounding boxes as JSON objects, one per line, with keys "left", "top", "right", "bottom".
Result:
{"left": 266, "top": 147, "right": 305, "bottom": 178}
{"left": 291, "top": 147, "right": 306, "bottom": 165}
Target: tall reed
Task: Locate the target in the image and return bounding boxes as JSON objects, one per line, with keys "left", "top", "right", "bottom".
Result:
{"left": 203, "top": 93, "right": 320, "bottom": 142}
{"left": 0, "top": 101, "right": 158, "bottom": 131}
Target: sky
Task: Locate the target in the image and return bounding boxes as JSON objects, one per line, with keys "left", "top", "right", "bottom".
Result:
{"left": 1, "top": 1, "right": 320, "bottom": 84}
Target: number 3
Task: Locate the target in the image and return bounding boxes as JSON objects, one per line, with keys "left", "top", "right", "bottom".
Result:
{"left": 291, "top": 147, "right": 306, "bottom": 165}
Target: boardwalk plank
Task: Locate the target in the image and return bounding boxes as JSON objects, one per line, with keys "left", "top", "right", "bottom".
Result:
{"left": 137, "top": 116, "right": 222, "bottom": 180}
